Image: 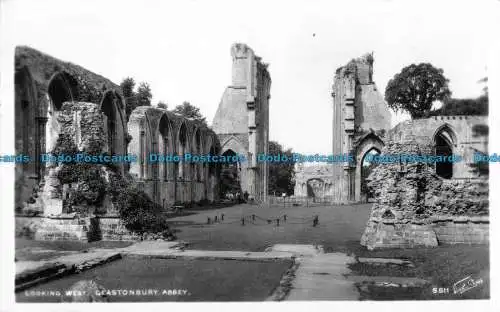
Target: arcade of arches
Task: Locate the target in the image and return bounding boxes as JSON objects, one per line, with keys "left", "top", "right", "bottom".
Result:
{"left": 14, "top": 46, "right": 225, "bottom": 215}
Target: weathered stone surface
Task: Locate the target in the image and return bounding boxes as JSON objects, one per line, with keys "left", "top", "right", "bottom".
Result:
{"left": 361, "top": 137, "right": 489, "bottom": 249}
{"left": 329, "top": 54, "right": 391, "bottom": 204}
{"left": 212, "top": 43, "right": 270, "bottom": 202}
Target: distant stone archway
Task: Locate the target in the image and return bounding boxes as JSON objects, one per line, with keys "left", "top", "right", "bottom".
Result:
{"left": 306, "top": 178, "right": 325, "bottom": 201}
{"left": 220, "top": 149, "right": 241, "bottom": 199}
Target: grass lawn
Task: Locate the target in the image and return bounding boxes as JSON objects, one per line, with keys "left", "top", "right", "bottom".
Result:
{"left": 16, "top": 257, "right": 293, "bottom": 302}
{"left": 168, "top": 203, "right": 372, "bottom": 252}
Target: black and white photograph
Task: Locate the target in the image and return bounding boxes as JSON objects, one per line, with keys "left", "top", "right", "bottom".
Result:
{"left": 0, "top": 0, "right": 498, "bottom": 310}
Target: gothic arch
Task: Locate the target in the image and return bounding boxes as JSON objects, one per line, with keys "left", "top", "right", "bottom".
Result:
{"left": 191, "top": 127, "right": 203, "bottom": 182}
{"left": 220, "top": 135, "right": 246, "bottom": 157}
{"left": 306, "top": 178, "right": 325, "bottom": 200}
{"left": 354, "top": 133, "right": 384, "bottom": 202}
{"left": 177, "top": 122, "right": 189, "bottom": 180}
{"left": 158, "top": 113, "right": 174, "bottom": 181}
{"left": 99, "top": 91, "right": 125, "bottom": 156}
{"left": 140, "top": 112, "right": 155, "bottom": 180}
{"left": 47, "top": 71, "right": 78, "bottom": 111}
{"left": 15, "top": 67, "right": 38, "bottom": 180}
{"left": 433, "top": 124, "right": 457, "bottom": 179}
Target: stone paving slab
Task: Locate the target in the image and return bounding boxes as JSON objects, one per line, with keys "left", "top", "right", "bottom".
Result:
{"left": 346, "top": 275, "right": 430, "bottom": 287}
{"left": 357, "top": 257, "right": 415, "bottom": 267}
{"left": 265, "top": 244, "right": 324, "bottom": 256}
{"left": 125, "top": 248, "right": 295, "bottom": 261}
{"left": 266, "top": 245, "right": 360, "bottom": 301}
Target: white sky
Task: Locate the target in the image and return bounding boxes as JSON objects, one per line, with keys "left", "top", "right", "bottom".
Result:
{"left": 0, "top": 0, "right": 495, "bottom": 155}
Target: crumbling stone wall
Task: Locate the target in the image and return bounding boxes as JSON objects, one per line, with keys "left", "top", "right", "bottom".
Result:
{"left": 294, "top": 163, "right": 334, "bottom": 200}
{"left": 127, "top": 106, "right": 221, "bottom": 207}
{"left": 330, "top": 54, "right": 391, "bottom": 203}
{"left": 15, "top": 46, "right": 126, "bottom": 212}
{"left": 360, "top": 139, "right": 489, "bottom": 250}
{"left": 212, "top": 43, "right": 271, "bottom": 202}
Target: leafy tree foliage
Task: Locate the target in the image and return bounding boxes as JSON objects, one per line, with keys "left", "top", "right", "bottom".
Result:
{"left": 120, "top": 77, "right": 137, "bottom": 120}
{"left": 172, "top": 101, "right": 207, "bottom": 125}
{"left": 120, "top": 78, "right": 153, "bottom": 120}
{"left": 157, "top": 101, "right": 168, "bottom": 109}
{"left": 268, "top": 141, "right": 295, "bottom": 195}
{"left": 428, "top": 95, "right": 488, "bottom": 116}
{"left": 136, "top": 82, "right": 152, "bottom": 107}
{"left": 385, "top": 63, "right": 451, "bottom": 119}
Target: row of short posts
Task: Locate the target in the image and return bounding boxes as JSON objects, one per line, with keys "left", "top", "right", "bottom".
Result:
{"left": 207, "top": 213, "right": 318, "bottom": 226}
{"left": 207, "top": 213, "right": 225, "bottom": 224}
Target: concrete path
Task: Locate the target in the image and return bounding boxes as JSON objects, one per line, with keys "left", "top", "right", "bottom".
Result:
{"left": 287, "top": 253, "right": 359, "bottom": 300}
{"left": 118, "top": 241, "right": 295, "bottom": 260}
{"left": 264, "top": 244, "right": 360, "bottom": 300}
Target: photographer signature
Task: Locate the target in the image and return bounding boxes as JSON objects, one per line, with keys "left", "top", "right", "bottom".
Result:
{"left": 452, "top": 276, "right": 484, "bottom": 295}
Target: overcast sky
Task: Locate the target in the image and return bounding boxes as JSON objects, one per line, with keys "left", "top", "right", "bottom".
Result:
{"left": 1, "top": 0, "right": 494, "bottom": 154}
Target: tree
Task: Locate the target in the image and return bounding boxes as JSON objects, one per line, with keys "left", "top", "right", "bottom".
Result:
{"left": 157, "top": 101, "right": 168, "bottom": 109}
{"left": 172, "top": 101, "right": 207, "bottom": 125}
{"left": 428, "top": 95, "right": 488, "bottom": 116}
{"left": 136, "top": 82, "right": 152, "bottom": 107}
{"left": 385, "top": 63, "right": 451, "bottom": 119}
{"left": 268, "top": 141, "right": 295, "bottom": 196}
{"left": 120, "top": 77, "right": 137, "bottom": 120}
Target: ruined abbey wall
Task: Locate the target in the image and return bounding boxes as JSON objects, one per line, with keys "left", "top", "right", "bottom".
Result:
{"left": 127, "top": 106, "right": 221, "bottom": 207}
{"left": 15, "top": 46, "right": 221, "bottom": 217}
{"left": 360, "top": 117, "right": 489, "bottom": 250}
{"left": 15, "top": 46, "right": 127, "bottom": 212}
{"left": 212, "top": 43, "right": 271, "bottom": 201}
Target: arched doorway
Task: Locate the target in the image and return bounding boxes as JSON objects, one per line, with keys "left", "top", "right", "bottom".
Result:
{"left": 360, "top": 148, "right": 380, "bottom": 202}
{"left": 434, "top": 125, "right": 456, "bottom": 179}
{"left": 354, "top": 133, "right": 384, "bottom": 202}
{"left": 100, "top": 92, "right": 117, "bottom": 155}
{"left": 158, "top": 114, "right": 173, "bottom": 181}
{"left": 220, "top": 149, "right": 241, "bottom": 200}
{"left": 177, "top": 123, "right": 188, "bottom": 180}
{"left": 307, "top": 178, "right": 325, "bottom": 202}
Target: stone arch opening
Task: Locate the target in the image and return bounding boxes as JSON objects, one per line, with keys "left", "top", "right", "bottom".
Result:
{"left": 192, "top": 128, "right": 203, "bottom": 181}
{"left": 177, "top": 123, "right": 188, "bottom": 180}
{"left": 220, "top": 149, "right": 241, "bottom": 199}
{"left": 158, "top": 114, "right": 173, "bottom": 181}
{"left": 354, "top": 133, "right": 384, "bottom": 202}
{"left": 307, "top": 178, "right": 325, "bottom": 202}
{"left": 100, "top": 92, "right": 118, "bottom": 155}
{"left": 47, "top": 72, "right": 78, "bottom": 111}
{"left": 15, "top": 68, "right": 36, "bottom": 175}
{"left": 434, "top": 125, "right": 456, "bottom": 179}
{"left": 361, "top": 147, "right": 380, "bottom": 202}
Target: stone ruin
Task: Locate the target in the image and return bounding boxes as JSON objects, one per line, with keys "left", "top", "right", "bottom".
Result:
{"left": 360, "top": 138, "right": 489, "bottom": 250}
